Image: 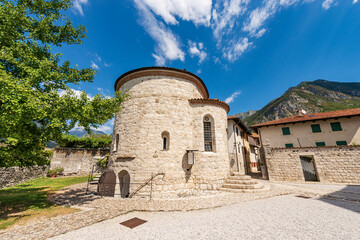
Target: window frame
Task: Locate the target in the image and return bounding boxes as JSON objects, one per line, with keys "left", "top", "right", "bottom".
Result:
{"left": 285, "top": 143, "right": 293, "bottom": 148}
{"left": 311, "top": 124, "right": 322, "bottom": 133}
{"left": 331, "top": 122, "right": 342, "bottom": 132}
{"left": 282, "top": 127, "right": 291, "bottom": 135}
{"left": 315, "top": 142, "right": 326, "bottom": 147}
{"left": 336, "top": 141, "right": 347, "bottom": 146}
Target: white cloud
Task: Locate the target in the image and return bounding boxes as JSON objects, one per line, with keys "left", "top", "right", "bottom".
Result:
{"left": 73, "top": 0, "right": 88, "bottom": 16}
{"left": 58, "top": 88, "right": 93, "bottom": 100}
{"left": 141, "top": 0, "right": 212, "bottom": 26}
{"left": 91, "top": 61, "right": 99, "bottom": 70}
{"left": 225, "top": 90, "right": 241, "bottom": 104}
{"left": 212, "top": 0, "right": 249, "bottom": 43}
{"left": 254, "top": 28, "right": 267, "bottom": 38}
{"left": 134, "top": 0, "right": 185, "bottom": 65}
{"left": 188, "top": 41, "right": 207, "bottom": 63}
{"left": 353, "top": 0, "right": 358, "bottom": 3}
{"left": 322, "top": 0, "right": 335, "bottom": 10}
{"left": 223, "top": 38, "right": 252, "bottom": 61}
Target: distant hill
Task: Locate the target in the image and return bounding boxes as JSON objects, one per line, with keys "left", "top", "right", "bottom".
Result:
{"left": 234, "top": 110, "right": 257, "bottom": 120}
{"left": 68, "top": 128, "right": 107, "bottom": 138}
{"left": 239, "top": 79, "right": 360, "bottom": 126}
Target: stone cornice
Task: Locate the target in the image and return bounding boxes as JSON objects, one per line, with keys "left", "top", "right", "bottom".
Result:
{"left": 114, "top": 67, "right": 209, "bottom": 99}
{"left": 189, "top": 98, "right": 230, "bottom": 113}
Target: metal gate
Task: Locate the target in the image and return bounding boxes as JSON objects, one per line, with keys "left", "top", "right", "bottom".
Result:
{"left": 300, "top": 156, "right": 318, "bottom": 181}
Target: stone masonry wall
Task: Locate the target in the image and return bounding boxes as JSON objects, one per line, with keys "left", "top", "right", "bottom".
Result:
{"left": 110, "top": 75, "right": 230, "bottom": 198}
{"left": 265, "top": 146, "right": 360, "bottom": 183}
{"left": 51, "top": 148, "right": 110, "bottom": 175}
{"left": 0, "top": 166, "right": 48, "bottom": 189}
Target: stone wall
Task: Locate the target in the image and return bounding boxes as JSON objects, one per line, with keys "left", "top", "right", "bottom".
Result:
{"left": 51, "top": 148, "right": 110, "bottom": 175}
{"left": 265, "top": 146, "right": 360, "bottom": 183}
{"left": 0, "top": 166, "right": 48, "bottom": 189}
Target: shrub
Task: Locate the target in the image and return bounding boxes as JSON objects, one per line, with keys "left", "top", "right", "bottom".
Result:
{"left": 58, "top": 134, "right": 112, "bottom": 149}
{"left": 47, "top": 167, "right": 64, "bottom": 177}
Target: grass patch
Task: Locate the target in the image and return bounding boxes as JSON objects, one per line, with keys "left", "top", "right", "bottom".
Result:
{"left": 0, "top": 176, "right": 88, "bottom": 230}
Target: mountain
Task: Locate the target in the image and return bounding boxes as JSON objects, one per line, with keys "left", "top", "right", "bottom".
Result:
{"left": 68, "top": 128, "right": 107, "bottom": 138}
{"left": 234, "top": 110, "right": 257, "bottom": 120}
{"left": 241, "top": 79, "right": 360, "bottom": 126}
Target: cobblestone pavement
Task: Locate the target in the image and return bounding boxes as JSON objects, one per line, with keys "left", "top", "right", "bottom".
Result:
{"left": 1, "top": 181, "right": 359, "bottom": 240}
{"left": 49, "top": 194, "right": 360, "bottom": 240}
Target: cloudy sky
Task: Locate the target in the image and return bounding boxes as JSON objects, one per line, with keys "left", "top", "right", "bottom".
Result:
{"left": 62, "top": 0, "right": 360, "bottom": 133}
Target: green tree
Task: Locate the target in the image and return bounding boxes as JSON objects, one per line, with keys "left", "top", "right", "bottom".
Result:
{"left": 0, "top": 0, "right": 126, "bottom": 167}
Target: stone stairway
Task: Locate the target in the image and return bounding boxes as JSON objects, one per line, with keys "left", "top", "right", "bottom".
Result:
{"left": 219, "top": 172, "right": 270, "bottom": 193}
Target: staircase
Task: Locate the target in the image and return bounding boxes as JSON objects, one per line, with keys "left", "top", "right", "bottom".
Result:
{"left": 219, "top": 172, "right": 270, "bottom": 193}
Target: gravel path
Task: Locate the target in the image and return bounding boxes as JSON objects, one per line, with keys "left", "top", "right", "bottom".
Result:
{"left": 50, "top": 195, "right": 360, "bottom": 240}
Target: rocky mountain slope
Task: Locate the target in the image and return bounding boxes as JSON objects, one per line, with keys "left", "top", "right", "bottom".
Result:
{"left": 234, "top": 110, "right": 258, "bottom": 120}
{"left": 241, "top": 80, "right": 360, "bottom": 126}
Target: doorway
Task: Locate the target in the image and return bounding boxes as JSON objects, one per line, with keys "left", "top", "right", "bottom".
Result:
{"left": 300, "top": 156, "right": 318, "bottom": 181}
{"left": 118, "top": 170, "right": 130, "bottom": 198}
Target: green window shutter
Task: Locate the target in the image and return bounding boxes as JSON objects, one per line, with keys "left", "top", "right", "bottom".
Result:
{"left": 331, "top": 122, "right": 342, "bottom": 131}
{"left": 282, "top": 127, "right": 290, "bottom": 135}
{"left": 316, "top": 142, "right": 325, "bottom": 146}
{"left": 311, "top": 124, "right": 322, "bottom": 133}
{"left": 336, "top": 141, "right": 347, "bottom": 146}
{"left": 285, "top": 143, "right": 293, "bottom": 148}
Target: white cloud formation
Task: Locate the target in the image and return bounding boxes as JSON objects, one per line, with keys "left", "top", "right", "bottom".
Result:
{"left": 322, "top": 0, "right": 335, "bottom": 10}
{"left": 91, "top": 61, "right": 99, "bottom": 70}
{"left": 73, "top": 0, "right": 88, "bottom": 16}
{"left": 212, "top": 0, "right": 249, "bottom": 42}
{"left": 354, "top": 0, "right": 358, "bottom": 4}
{"left": 254, "top": 28, "right": 267, "bottom": 38}
{"left": 134, "top": 0, "right": 185, "bottom": 65}
{"left": 58, "top": 88, "right": 93, "bottom": 100}
{"left": 225, "top": 90, "right": 241, "bottom": 104}
{"left": 188, "top": 41, "right": 207, "bottom": 63}
{"left": 223, "top": 38, "right": 252, "bottom": 61}
{"left": 141, "top": 0, "right": 212, "bottom": 26}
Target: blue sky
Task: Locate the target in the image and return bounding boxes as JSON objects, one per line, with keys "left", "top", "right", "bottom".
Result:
{"left": 60, "top": 0, "right": 360, "bottom": 133}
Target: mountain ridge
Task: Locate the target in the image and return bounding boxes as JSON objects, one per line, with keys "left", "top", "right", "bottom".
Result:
{"left": 239, "top": 79, "right": 360, "bottom": 126}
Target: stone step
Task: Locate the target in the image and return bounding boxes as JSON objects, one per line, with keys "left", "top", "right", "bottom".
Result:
{"left": 225, "top": 179, "right": 258, "bottom": 185}
{"left": 228, "top": 175, "right": 252, "bottom": 180}
{"left": 232, "top": 172, "right": 247, "bottom": 177}
{"left": 219, "top": 185, "right": 271, "bottom": 193}
{"left": 222, "top": 183, "right": 264, "bottom": 190}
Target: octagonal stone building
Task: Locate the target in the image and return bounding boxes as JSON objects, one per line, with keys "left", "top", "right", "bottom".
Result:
{"left": 108, "top": 67, "right": 231, "bottom": 198}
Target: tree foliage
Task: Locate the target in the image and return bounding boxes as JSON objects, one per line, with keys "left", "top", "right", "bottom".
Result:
{"left": 0, "top": 0, "right": 126, "bottom": 167}
{"left": 58, "top": 134, "right": 112, "bottom": 149}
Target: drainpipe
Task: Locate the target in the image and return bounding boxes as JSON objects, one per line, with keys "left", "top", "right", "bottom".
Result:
{"left": 233, "top": 123, "right": 240, "bottom": 173}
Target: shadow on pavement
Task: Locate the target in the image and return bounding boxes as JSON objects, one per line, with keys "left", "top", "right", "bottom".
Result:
{"left": 318, "top": 185, "right": 360, "bottom": 214}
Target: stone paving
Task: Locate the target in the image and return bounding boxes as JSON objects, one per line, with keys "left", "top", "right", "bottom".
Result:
{"left": 0, "top": 180, "right": 359, "bottom": 240}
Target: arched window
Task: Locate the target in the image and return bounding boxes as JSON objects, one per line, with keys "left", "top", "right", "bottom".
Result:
{"left": 114, "top": 134, "right": 119, "bottom": 152}
{"left": 203, "top": 115, "right": 215, "bottom": 152}
{"left": 161, "top": 131, "right": 170, "bottom": 150}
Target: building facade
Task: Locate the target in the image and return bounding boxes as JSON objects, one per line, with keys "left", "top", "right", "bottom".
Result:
{"left": 252, "top": 109, "right": 360, "bottom": 148}
{"left": 109, "top": 67, "right": 231, "bottom": 198}
{"left": 252, "top": 108, "right": 360, "bottom": 184}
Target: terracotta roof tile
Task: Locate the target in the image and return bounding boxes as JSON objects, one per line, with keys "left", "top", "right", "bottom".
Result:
{"left": 251, "top": 108, "right": 360, "bottom": 130}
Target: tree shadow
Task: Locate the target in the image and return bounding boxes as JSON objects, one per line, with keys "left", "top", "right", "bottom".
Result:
{"left": 317, "top": 185, "right": 360, "bottom": 213}
{"left": 49, "top": 187, "right": 101, "bottom": 207}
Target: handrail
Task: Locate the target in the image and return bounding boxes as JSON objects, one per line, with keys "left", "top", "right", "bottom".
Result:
{"left": 86, "top": 156, "right": 109, "bottom": 194}
{"left": 129, "top": 172, "right": 165, "bottom": 198}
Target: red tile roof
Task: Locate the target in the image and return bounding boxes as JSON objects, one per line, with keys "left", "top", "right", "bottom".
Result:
{"left": 251, "top": 108, "right": 360, "bottom": 130}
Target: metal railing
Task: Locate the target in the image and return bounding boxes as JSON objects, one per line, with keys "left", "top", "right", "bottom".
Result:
{"left": 129, "top": 172, "right": 165, "bottom": 199}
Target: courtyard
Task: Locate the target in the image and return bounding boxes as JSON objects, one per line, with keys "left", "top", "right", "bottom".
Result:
{"left": 49, "top": 194, "right": 360, "bottom": 240}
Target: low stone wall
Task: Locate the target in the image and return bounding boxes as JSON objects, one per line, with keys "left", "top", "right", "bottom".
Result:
{"left": 265, "top": 146, "right": 360, "bottom": 183}
{"left": 51, "top": 148, "right": 110, "bottom": 175}
{"left": 0, "top": 166, "right": 48, "bottom": 189}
